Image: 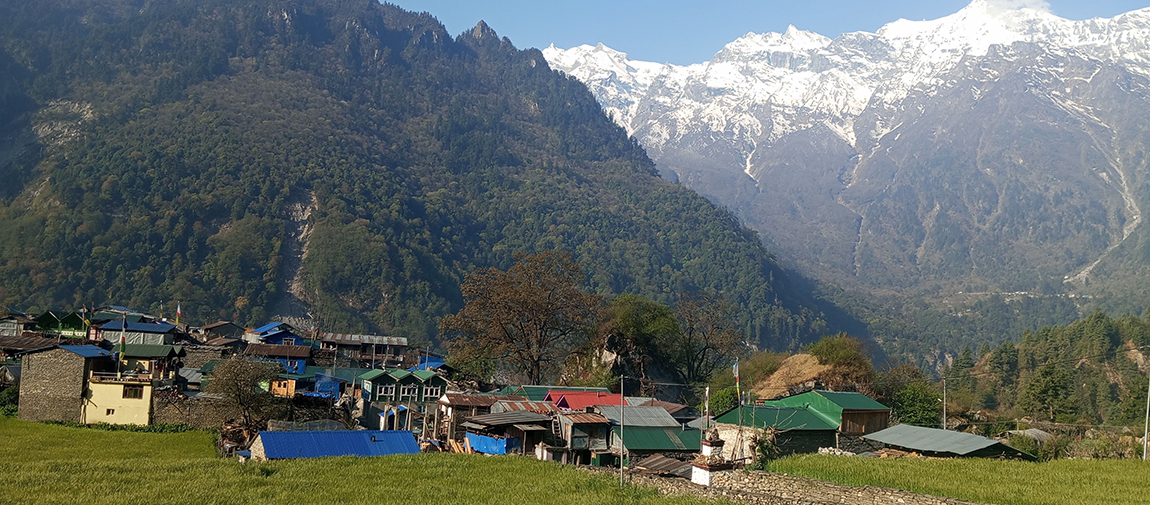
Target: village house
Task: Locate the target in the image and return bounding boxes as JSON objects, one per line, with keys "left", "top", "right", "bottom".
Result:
{"left": 34, "top": 310, "right": 88, "bottom": 339}
{"left": 760, "top": 390, "right": 890, "bottom": 437}
{"left": 94, "top": 320, "right": 178, "bottom": 345}
{"left": 711, "top": 404, "right": 840, "bottom": 460}
{"left": 543, "top": 411, "right": 611, "bottom": 464}
{"left": 243, "top": 322, "right": 304, "bottom": 345}
{"left": 315, "top": 332, "right": 407, "bottom": 368}
{"left": 244, "top": 343, "right": 311, "bottom": 374}
{"left": 83, "top": 343, "right": 184, "bottom": 425}
{"left": 0, "top": 313, "right": 36, "bottom": 337}
{"left": 18, "top": 345, "right": 112, "bottom": 423}
{"left": 360, "top": 368, "right": 448, "bottom": 431}
{"left": 199, "top": 321, "right": 245, "bottom": 341}
{"left": 436, "top": 393, "right": 528, "bottom": 441}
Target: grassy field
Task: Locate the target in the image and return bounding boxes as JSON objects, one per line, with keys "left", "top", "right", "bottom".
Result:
{"left": 772, "top": 453, "right": 1150, "bottom": 505}
{"left": 0, "top": 417, "right": 714, "bottom": 505}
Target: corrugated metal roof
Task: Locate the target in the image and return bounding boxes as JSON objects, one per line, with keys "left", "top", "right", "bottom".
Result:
{"left": 178, "top": 367, "right": 202, "bottom": 383}
{"left": 252, "top": 322, "right": 289, "bottom": 334}
{"left": 359, "top": 369, "right": 387, "bottom": 381}
{"left": 640, "top": 399, "right": 692, "bottom": 415}
{"left": 517, "top": 385, "right": 608, "bottom": 402}
{"left": 814, "top": 391, "right": 891, "bottom": 411}
{"left": 121, "top": 344, "right": 184, "bottom": 359}
{"left": 491, "top": 400, "right": 557, "bottom": 413}
{"left": 611, "top": 426, "right": 701, "bottom": 452}
{"left": 465, "top": 411, "right": 552, "bottom": 427}
{"left": 255, "top": 430, "right": 419, "bottom": 459}
{"left": 864, "top": 424, "right": 1035, "bottom": 460}
{"left": 634, "top": 454, "right": 692, "bottom": 478}
{"left": 513, "top": 424, "right": 548, "bottom": 431}
{"left": 245, "top": 344, "right": 311, "bottom": 358}
{"left": 58, "top": 345, "right": 112, "bottom": 358}
{"left": 713, "top": 406, "right": 838, "bottom": 431}
{"left": 596, "top": 405, "right": 680, "bottom": 427}
{"left": 99, "top": 321, "right": 176, "bottom": 333}
{"left": 439, "top": 394, "right": 525, "bottom": 407}
{"left": 203, "top": 337, "right": 239, "bottom": 347}
{"left": 561, "top": 412, "right": 610, "bottom": 424}
{"left": 316, "top": 332, "right": 407, "bottom": 346}
{"left": 555, "top": 391, "right": 627, "bottom": 410}
{"left": 0, "top": 334, "right": 57, "bottom": 352}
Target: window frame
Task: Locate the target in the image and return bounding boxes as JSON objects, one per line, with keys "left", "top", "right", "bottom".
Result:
{"left": 123, "top": 384, "right": 144, "bottom": 399}
{"left": 400, "top": 384, "right": 419, "bottom": 398}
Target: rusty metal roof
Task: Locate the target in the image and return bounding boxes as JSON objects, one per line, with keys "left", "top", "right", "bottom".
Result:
{"left": 560, "top": 412, "right": 609, "bottom": 424}
{"left": 634, "top": 454, "right": 692, "bottom": 478}
{"left": 245, "top": 343, "right": 312, "bottom": 358}
{"left": 465, "top": 411, "right": 552, "bottom": 427}
{"left": 491, "top": 400, "right": 558, "bottom": 413}
{"left": 316, "top": 332, "right": 407, "bottom": 346}
{"left": 439, "top": 394, "right": 525, "bottom": 407}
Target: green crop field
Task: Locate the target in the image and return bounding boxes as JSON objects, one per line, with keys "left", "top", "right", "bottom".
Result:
{"left": 0, "top": 418, "right": 715, "bottom": 505}
{"left": 772, "top": 454, "right": 1150, "bottom": 505}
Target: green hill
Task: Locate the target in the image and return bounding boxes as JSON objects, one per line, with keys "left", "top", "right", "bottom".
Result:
{"left": 0, "top": 0, "right": 828, "bottom": 348}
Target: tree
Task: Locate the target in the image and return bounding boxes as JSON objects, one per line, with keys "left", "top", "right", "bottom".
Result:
{"left": 440, "top": 251, "right": 602, "bottom": 384}
{"left": 1016, "top": 362, "right": 1074, "bottom": 421}
{"left": 204, "top": 356, "right": 282, "bottom": 441}
{"left": 667, "top": 292, "right": 744, "bottom": 384}
{"left": 894, "top": 382, "right": 941, "bottom": 426}
{"left": 806, "top": 333, "right": 876, "bottom": 394}
{"left": 598, "top": 294, "right": 679, "bottom": 379}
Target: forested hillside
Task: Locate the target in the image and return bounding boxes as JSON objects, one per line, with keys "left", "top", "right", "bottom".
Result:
{"left": 0, "top": 0, "right": 828, "bottom": 347}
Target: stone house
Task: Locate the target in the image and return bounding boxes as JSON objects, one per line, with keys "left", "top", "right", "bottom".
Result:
{"left": 18, "top": 345, "right": 113, "bottom": 423}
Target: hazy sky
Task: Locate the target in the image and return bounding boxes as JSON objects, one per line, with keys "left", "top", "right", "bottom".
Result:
{"left": 388, "top": 0, "right": 1150, "bottom": 65}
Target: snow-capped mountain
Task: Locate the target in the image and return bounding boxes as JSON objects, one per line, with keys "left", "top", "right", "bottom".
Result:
{"left": 544, "top": 0, "right": 1150, "bottom": 300}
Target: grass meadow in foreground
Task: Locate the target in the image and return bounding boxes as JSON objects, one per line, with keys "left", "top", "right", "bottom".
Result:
{"left": 772, "top": 453, "right": 1150, "bottom": 505}
{"left": 0, "top": 417, "right": 717, "bottom": 505}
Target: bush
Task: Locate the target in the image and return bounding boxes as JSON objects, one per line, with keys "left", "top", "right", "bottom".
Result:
{"left": 42, "top": 421, "right": 197, "bottom": 433}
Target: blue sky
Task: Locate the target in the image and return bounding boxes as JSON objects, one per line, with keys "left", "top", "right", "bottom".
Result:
{"left": 388, "top": 0, "right": 1150, "bottom": 64}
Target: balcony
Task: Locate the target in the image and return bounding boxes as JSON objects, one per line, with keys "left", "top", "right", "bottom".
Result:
{"left": 89, "top": 371, "right": 175, "bottom": 385}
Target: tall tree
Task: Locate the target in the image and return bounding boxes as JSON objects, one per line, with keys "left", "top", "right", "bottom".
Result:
{"left": 441, "top": 251, "right": 602, "bottom": 384}
{"left": 668, "top": 292, "right": 744, "bottom": 384}
{"left": 203, "top": 356, "right": 282, "bottom": 442}
{"left": 598, "top": 294, "right": 679, "bottom": 379}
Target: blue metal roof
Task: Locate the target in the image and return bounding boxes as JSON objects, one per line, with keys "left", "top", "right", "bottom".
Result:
{"left": 408, "top": 355, "right": 445, "bottom": 372}
{"left": 253, "top": 322, "right": 288, "bottom": 334}
{"left": 59, "top": 345, "right": 112, "bottom": 358}
{"left": 99, "top": 321, "right": 176, "bottom": 333}
{"left": 255, "top": 430, "right": 419, "bottom": 459}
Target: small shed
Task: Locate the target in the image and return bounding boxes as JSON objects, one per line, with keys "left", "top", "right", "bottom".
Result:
{"left": 864, "top": 424, "right": 1036, "bottom": 461}
{"left": 461, "top": 411, "right": 553, "bottom": 455}
{"left": 437, "top": 394, "right": 528, "bottom": 441}
{"left": 609, "top": 425, "right": 701, "bottom": 460}
{"left": 248, "top": 430, "right": 419, "bottom": 461}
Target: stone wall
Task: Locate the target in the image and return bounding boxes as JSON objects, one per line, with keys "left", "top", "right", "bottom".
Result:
{"left": 583, "top": 465, "right": 983, "bottom": 505}
{"left": 18, "top": 348, "right": 86, "bottom": 422}
{"left": 152, "top": 391, "right": 242, "bottom": 428}
{"left": 710, "top": 470, "right": 982, "bottom": 505}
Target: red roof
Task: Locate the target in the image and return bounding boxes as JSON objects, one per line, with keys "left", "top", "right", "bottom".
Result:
{"left": 552, "top": 391, "right": 628, "bottom": 411}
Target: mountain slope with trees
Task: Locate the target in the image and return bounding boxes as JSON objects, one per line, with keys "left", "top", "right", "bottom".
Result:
{"left": 0, "top": 0, "right": 830, "bottom": 348}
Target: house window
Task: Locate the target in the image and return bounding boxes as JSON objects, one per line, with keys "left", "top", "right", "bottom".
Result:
{"left": 106, "top": 409, "right": 115, "bottom": 416}
{"left": 378, "top": 384, "right": 395, "bottom": 398}
{"left": 423, "top": 386, "right": 441, "bottom": 398}
{"left": 286, "top": 360, "right": 299, "bottom": 370}
{"left": 283, "top": 338, "right": 295, "bottom": 345}
{"left": 123, "top": 385, "right": 144, "bottom": 399}
{"left": 400, "top": 384, "right": 419, "bottom": 398}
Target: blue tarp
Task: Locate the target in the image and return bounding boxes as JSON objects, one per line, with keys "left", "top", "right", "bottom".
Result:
{"left": 253, "top": 322, "right": 288, "bottom": 334}
{"left": 465, "top": 432, "right": 520, "bottom": 455}
{"left": 408, "top": 355, "right": 445, "bottom": 372}
{"left": 256, "top": 430, "right": 419, "bottom": 459}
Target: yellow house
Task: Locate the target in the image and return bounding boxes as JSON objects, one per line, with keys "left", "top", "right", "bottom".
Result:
{"left": 82, "top": 344, "right": 184, "bottom": 425}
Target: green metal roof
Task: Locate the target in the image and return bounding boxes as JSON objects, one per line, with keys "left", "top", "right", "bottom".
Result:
{"left": 411, "top": 370, "right": 437, "bottom": 381}
{"left": 864, "top": 424, "right": 1036, "bottom": 461}
{"left": 761, "top": 390, "right": 889, "bottom": 427}
{"left": 611, "top": 426, "right": 701, "bottom": 452}
{"left": 812, "top": 391, "right": 890, "bottom": 411}
{"left": 359, "top": 369, "right": 386, "bottom": 381}
{"left": 713, "top": 406, "right": 838, "bottom": 431}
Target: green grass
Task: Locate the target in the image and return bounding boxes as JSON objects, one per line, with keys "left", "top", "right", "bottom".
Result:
{"left": 0, "top": 417, "right": 715, "bottom": 505}
{"left": 772, "top": 454, "right": 1150, "bottom": 505}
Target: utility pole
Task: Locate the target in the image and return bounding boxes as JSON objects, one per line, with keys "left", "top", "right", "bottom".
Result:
{"left": 1143, "top": 370, "right": 1149, "bottom": 460}
{"left": 619, "top": 374, "right": 625, "bottom": 486}
{"left": 941, "top": 378, "right": 947, "bottom": 430}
